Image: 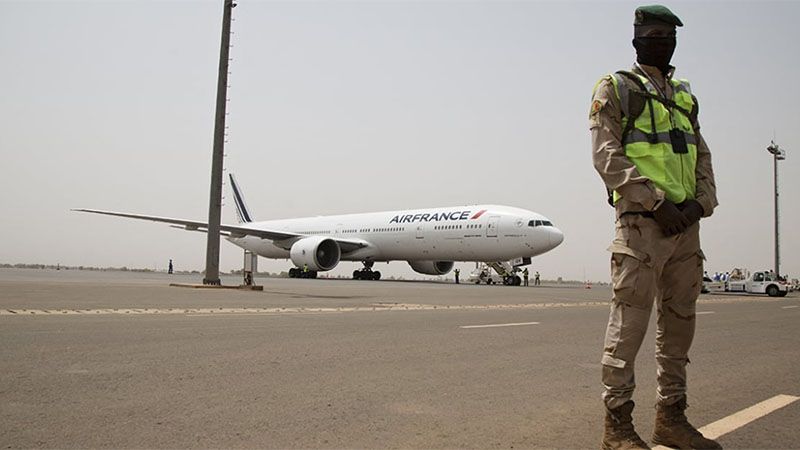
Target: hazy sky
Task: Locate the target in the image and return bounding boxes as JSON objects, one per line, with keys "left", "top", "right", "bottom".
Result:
{"left": 1, "top": 0, "right": 798, "bottom": 282}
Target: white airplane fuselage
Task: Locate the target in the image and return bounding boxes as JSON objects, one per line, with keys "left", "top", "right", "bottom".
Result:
{"left": 227, "top": 204, "right": 563, "bottom": 264}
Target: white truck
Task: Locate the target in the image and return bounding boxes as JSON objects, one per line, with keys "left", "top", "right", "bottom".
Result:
{"left": 726, "top": 269, "right": 789, "bottom": 297}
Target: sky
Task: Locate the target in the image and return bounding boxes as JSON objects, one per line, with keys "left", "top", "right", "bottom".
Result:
{"left": 1, "top": 0, "right": 798, "bottom": 282}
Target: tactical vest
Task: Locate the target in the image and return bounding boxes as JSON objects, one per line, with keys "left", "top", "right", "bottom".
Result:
{"left": 608, "top": 71, "right": 698, "bottom": 205}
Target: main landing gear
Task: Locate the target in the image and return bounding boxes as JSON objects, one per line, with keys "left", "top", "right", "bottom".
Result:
{"left": 288, "top": 267, "right": 317, "bottom": 279}
{"left": 353, "top": 261, "right": 381, "bottom": 281}
{"left": 503, "top": 275, "right": 522, "bottom": 286}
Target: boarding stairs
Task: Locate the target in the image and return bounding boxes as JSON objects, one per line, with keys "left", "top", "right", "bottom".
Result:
{"left": 486, "top": 261, "right": 522, "bottom": 286}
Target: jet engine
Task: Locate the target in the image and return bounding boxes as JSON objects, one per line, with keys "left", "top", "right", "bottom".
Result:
{"left": 289, "top": 236, "right": 341, "bottom": 271}
{"left": 407, "top": 260, "right": 454, "bottom": 276}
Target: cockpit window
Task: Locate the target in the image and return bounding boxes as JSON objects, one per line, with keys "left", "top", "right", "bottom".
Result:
{"left": 528, "top": 219, "right": 554, "bottom": 227}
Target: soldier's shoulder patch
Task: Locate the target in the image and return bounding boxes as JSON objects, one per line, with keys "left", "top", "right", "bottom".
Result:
{"left": 589, "top": 97, "right": 607, "bottom": 128}
{"left": 589, "top": 98, "right": 607, "bottom": 118}
{"left": 591, "top": 99, "right": 604, "bottom": 115}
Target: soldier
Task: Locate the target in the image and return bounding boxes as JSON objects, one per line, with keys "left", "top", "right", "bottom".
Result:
{"left": 522, "top": 267, "right": 529, "bottom": 286}
{"left": 454, "top": 268, "right": 460, "bottom": 284}
{"left": 590, "top": 5, "right": 720, "bottom": 450}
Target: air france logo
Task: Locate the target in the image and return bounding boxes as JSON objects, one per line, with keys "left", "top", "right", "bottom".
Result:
{"left": 389, "top": 209, "right": 487, "bottom": 224}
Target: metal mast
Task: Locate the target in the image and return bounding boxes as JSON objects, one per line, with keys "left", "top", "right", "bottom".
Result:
{"left": 203, "top": 0, "right": 236, "bottom": 285}
{"left": 766, "top": 140, "right": 786, "bottom": 278}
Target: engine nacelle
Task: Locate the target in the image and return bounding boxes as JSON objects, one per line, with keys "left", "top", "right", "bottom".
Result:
{"left": 289, "top": 236, "right": 341, "bottom": 271}
{"left": 407, "top": 260, "right": 454, "bottom": 276}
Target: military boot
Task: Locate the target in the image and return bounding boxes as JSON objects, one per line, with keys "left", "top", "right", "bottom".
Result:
{"left": 602, "top": 401, "right": 650, "bottom": 450}
{"left": 652, "top": 396, "right": 722, "bottom": 449}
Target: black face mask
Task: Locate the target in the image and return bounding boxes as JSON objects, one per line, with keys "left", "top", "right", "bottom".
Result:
{"left": 632, "top": 36, "right": 676, "bottom": 74}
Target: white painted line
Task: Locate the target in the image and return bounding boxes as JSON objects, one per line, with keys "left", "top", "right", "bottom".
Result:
{"left": 186, "top": 312, "right": 340, "bottom": 317}
{"left": 700, "top": 394, "right": 800, "bottom": 439}
{"left": 782, "top": 305, "right": 798, "bottom": 309}
{"left": 459, "top": 321, "right": 540, "bottom": 329}
{"left": 187, "top": 313, "right": 279, "bottom": 317}
{"left": 653, "top": 394, "right": 800, "bottom": 449}
{"left": 697, "top": 311, "right": 715, "bottom": 315}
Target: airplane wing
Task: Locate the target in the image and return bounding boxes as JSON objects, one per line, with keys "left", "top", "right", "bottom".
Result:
{"left": 72, "top": 208, "right": 368, "bottom": 252}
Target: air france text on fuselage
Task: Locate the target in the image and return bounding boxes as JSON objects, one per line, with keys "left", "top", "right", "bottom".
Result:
{"left": 388, "top": 209, "right": 486, "bottom": 224}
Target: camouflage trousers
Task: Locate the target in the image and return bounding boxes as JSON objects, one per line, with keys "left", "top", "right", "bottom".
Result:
{"left": 601, "top": 214, "right": 704, "bottom": 410}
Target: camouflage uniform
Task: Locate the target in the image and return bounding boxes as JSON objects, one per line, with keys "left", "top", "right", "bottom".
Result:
{"left": 590, "top": 63, "right": 718, "bottom": 410}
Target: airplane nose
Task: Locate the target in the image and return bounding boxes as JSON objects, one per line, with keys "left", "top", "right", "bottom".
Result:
{"left": 549, "top": 228, "right": 564, "bottom": 248}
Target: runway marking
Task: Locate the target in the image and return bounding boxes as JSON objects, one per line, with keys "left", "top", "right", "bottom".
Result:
{"left": 459, "top": 321, "right": 540, "bottom": 329}
{"left": 186, "top": 312, "right": 341, "bottom": 317}
{"left": 696, "top": 311, "right": 715, "bottom": 315}
{"left": 186, "top": 313, "right": 282, "bottom": 317}
{"left": 0, "top": 303, "right": 601, "bottom": 316}
{"left": 782, "top": 305, "right": 798, "bottom": 309}
{"left": 0, "top": 295, "right": 790, "bottom": 317}
{"left": 652, "top": 394, "right": 799, "bottom": 448}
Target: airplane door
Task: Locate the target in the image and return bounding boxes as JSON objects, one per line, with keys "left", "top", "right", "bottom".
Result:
{"left": 416, "top": 224, "right": 424, "bottom": 239}
{"left": 486, "top": 216, "right": 499, "bottom": 237}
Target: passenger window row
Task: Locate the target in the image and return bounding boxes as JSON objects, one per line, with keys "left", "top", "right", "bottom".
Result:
{"left": 434, "top": 225, "right": 463, "bottom": 230}
{"left": 292, "top": 227, "right": 412, "bottom": 235}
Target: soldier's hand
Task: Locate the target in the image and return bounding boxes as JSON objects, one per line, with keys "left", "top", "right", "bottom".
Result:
{"left": 679, "top": 199, "right": 704, "bottom": 226}
{"left": 653, "top": 200, "right": 691, "bottom": 236}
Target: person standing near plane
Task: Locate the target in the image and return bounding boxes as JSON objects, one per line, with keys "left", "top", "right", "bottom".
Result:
{"left": 590, "top": 5, "right": 719, "bottom": 449}
{"left": 534, "top": 271, "right": 540, "bottom": 286}
{"left": 522, "top": 268, "right": 529, "bottom": 286}
{"left": 454, "top": 268, "right": 460, "bottom": 284}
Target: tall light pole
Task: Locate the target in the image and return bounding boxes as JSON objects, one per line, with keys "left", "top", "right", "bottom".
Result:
{"left": 203, "top": 0, "right": 236, "bottom": 285}
{"left": 766, "top": 140, "right": 786, "bottom": 278}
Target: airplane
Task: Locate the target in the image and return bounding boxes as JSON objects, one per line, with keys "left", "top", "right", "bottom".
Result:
{"left": 74, "top": 174, "right": 564, "bottom": 283}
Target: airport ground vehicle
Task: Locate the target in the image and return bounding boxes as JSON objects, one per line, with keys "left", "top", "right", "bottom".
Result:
{"left": 468, "top": 266, "right": 499, "bottom": 285}
{"left": 701, "top": 275, "right": 713, "bottom": 293}
{"left": 467, "top": 261, "right": 525, "bottom": 285}
{"left": 287, "top": 267, "right": 319, "bottom": 279}
{"left": 726, "top": 269, "right": 789, "bottom": 297}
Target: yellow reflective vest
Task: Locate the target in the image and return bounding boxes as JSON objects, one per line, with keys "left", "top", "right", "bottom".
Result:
{"left": 608, "top": 72, "right": 698, "bottom": 205}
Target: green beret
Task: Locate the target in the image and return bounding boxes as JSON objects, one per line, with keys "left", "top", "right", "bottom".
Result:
{"left": 634, "top": 5, "right": 683, "bottom": 27}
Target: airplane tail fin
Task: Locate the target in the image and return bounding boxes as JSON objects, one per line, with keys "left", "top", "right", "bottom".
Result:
{"left": 229, "top": 173, "right": 254, "bottom": 224}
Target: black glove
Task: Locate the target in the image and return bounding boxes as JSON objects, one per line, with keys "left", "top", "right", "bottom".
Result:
{"left": 653, "top": 200, "right": 690, "bottom": 236}
{"left": 678, "top": 199, "right": 704, "bottom": 226}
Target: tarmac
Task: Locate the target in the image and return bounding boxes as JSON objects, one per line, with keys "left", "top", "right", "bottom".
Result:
{"left": 1, "top": 268, "right": 798, "bottom": 448}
